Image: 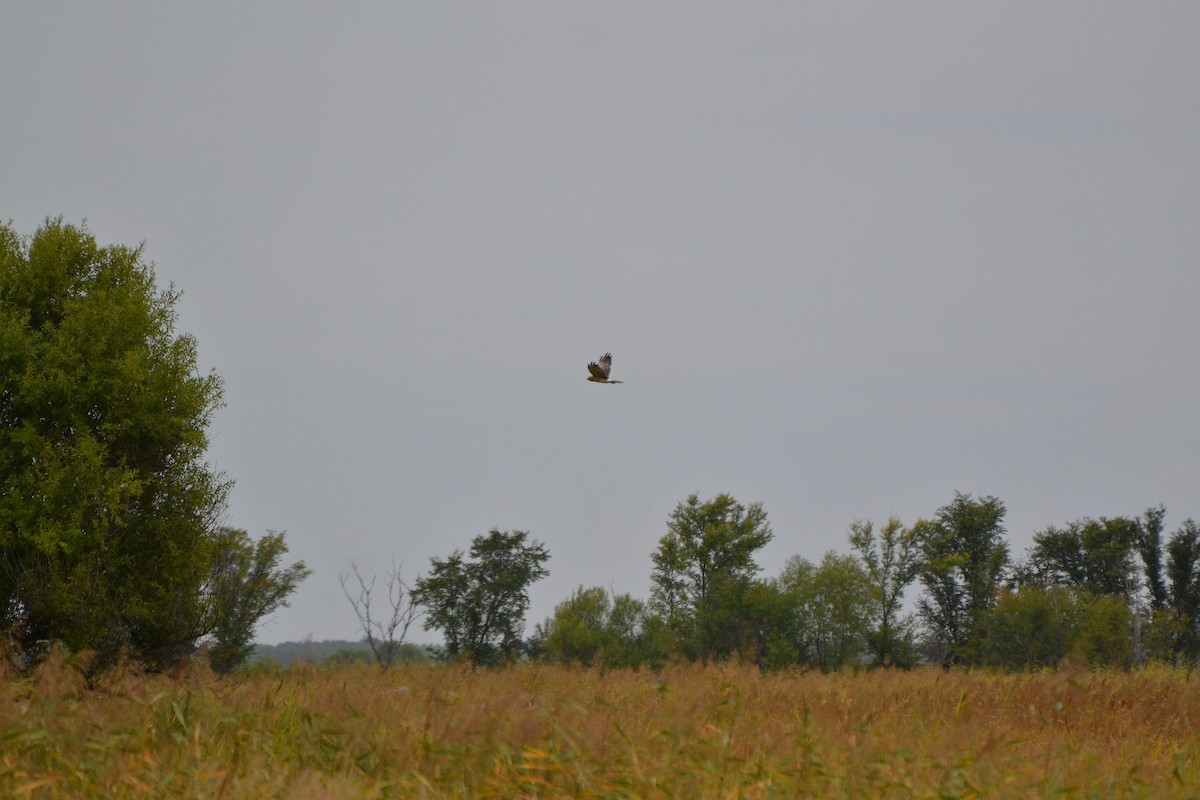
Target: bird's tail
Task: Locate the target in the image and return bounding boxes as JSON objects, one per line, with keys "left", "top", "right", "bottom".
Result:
{"left": 610, "top": 380, "right": 623, "bottom": 384}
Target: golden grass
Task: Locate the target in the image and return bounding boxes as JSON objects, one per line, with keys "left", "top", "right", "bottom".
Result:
{"left": 2, "top": 654, "right": 1199, "bottom": 798}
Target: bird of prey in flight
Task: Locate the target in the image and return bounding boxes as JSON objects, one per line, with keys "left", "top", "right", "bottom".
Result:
{"left": 587, "top": 353, "right": 623, "bottom": 384}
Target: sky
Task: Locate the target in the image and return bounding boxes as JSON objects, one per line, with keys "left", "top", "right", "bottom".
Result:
{"left": 3, "top": 3, "right": 1199, "bottom": 646}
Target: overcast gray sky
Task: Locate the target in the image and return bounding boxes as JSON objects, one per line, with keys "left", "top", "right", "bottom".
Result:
{"left": 4, "top": 3, "right": 1198, "bottom": 645}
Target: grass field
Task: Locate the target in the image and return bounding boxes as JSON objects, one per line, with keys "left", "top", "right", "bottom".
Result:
{"left": 2, "top": 654, "right": 1199, "bottom": 798}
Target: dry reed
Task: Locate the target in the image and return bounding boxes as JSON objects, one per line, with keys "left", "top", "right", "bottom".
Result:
{"left": 2, "top": 652, "right": 1198, "bottom": 798}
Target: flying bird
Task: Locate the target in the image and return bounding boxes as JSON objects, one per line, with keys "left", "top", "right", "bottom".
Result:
{"left": 587, "top": 352, "right": 623, "bottom": 384}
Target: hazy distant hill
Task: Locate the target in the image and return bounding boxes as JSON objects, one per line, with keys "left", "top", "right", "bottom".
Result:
{"left": 251, "top": 640, "right": 435, "bottom": 666}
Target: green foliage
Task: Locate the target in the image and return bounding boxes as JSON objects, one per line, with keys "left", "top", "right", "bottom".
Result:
{"left": 1028, "top": 516, "right": 1140, "bottom": 600}
{"left": 649, "top": 493, "right": 772, "bottom": 660}
{"left": 914, "top": 492, "right": 1009, "bottom": 667}
{"left": 1166, "top": 519, "right": 1200, "bottom": 663}
{"left": 985, "top": 585, "right": 1080, "bottom": 670}
{"left": 323, "top": 647, "right": 375, "bottom": 667}
{"left": 1009, "top": 505, "right": 1189, "bottom": 668}
{"left": 204, "top": 528, "right": 311, "bottom": 674}
{"left": 323, "top": 642, "right": 428, "bottom": 668}
{"left": 1138, "top": 505, "right": 1170, "bottom": 611}
{"left": 413, "top": 529, "right": 550, "bottom": 666}
{"left": 688, "top": 572, "right": 745, "bottom": 662}
{"left": 540, "top": 586, "right": 616, "bottom": 666}
{"left": 1142, "top": 607, "right": 1185, "bottom": 664}
{"left": 848, "top": 516, "right": 920, "bottom": 667}
{"left": 539, "top": 586, "right": 670, "bottom": 669}
{"left": 1073, "top": 592, "right": 1134, "bottom": 667}
{"left": 985, "top": 587, "right": 1137, "bottom": 671}
{"left": 0, "top": 218, "right": 231, "bottom": 670}
{"left": 731, "top": 578, "right": 794, "bottom": 669}
{"left": 775, "top": 552, "right": 873, "bottom": 671}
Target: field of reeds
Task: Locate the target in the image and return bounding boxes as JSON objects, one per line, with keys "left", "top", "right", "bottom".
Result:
{"left": 2, "top": 654, "right": 1199, "bottom": 799}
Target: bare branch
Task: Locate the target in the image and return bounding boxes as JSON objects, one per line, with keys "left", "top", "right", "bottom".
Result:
{"left": 339, "top": 559, "right": 422, "bottom": 670}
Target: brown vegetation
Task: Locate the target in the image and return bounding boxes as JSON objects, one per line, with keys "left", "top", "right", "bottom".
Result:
{"left": 2, "top": 654, "right": 1199, "bottom": 798}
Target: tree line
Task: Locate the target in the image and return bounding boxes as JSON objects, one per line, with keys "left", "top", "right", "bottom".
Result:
{"left": 363, "top": 491, "right": 1200, "bottom": 674}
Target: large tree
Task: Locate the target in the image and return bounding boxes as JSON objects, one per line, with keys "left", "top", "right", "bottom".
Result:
{"left": 1166, "top": 519, "right": 1200, "bottom": 664}
{"left": 848, "top": 516, "right": 919, "bottom": 667}
{"left": 412, "top": 529, "right": 550, "bottom": 666}
{"left": 537, "top": 586, "right": 670, "bottom": 669}
{"left": 776, "top": 552, "right": 872, "bottom": 671}
{"left": 1138, "top": 505, "right": 1169, "bottom": 612}
{"left": 0, "top": 218, "right": 235, "bottom": 669}
{"left": 914, "top": 492, "right": 1009, "bottom": 667}
{"left": 649, "top": 493, "right": 773, "bottom": 660}
{"left": 984, "top": 585, "right": 1080, "bottom": 671}
{"left": 206, "top": 528, "right": 311, "bottom": 674}
{"left": 1027, "top": 516, "right": 1140, "bottom": 601}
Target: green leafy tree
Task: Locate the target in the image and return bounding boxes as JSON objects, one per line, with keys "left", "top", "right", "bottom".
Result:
{"left": 776, "top": 552, "right": 872, "bottom": 671}
{"left": 914, "top": 492, "right": 1009, "bottom": 667}
{"left": 848, "top": 517, "right": 919, "bottom": 667}
{"left": 1028, "top": 517, "right": 1140, "bottom": 601}
{"left": 734, "top": 578, "right": 795, "bottom": 670}
{"left": 539, "top": 586, "right": 670, "bottom": 669}
{"left": 1138, "top": 505, "right": 1169, "bottom": 612}
{"left": 1166, "top": 519, "right": 1200, "bottom": 664}
{"left": 984, "top": 585, "right": 1080, "bottom": 670}
{"left": 692, "top": 573, "right": 754, "bottom": 662}
{"left": 768, "top": 558, "right": 816, "bottom": 666}
{"left": 413, "top": 529, "right": 550, "bottom": 666}
{"left": 0, "top": 218, "right": 231, "bottom": 670}
{"left": 984, "top": 586, "right": 1133, "bottom": 669}
{"left": 540, "top": 586, "right": 618, "bottom": 666}
{"left": 205, "top": 528, "right": 311, "bottom": 674}
{"left": 1143, "top": 606, "right": 1185, "bottom": 664}
{"left": 649, "top": 493, "right": 773, "bottom": 660}
{"left": 610, "top": 593, "right": 674, "bottom": 668}
{"left": 1074, "top": 592, "right": 1134, "bottom": 667}
{"left": 1022, "top": 509, "right": 1169, "bottom": 664}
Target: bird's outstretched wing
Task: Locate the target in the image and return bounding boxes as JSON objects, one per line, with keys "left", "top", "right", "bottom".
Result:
{"left": 587, "top": 352, "right": 622, "bottom": 383}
